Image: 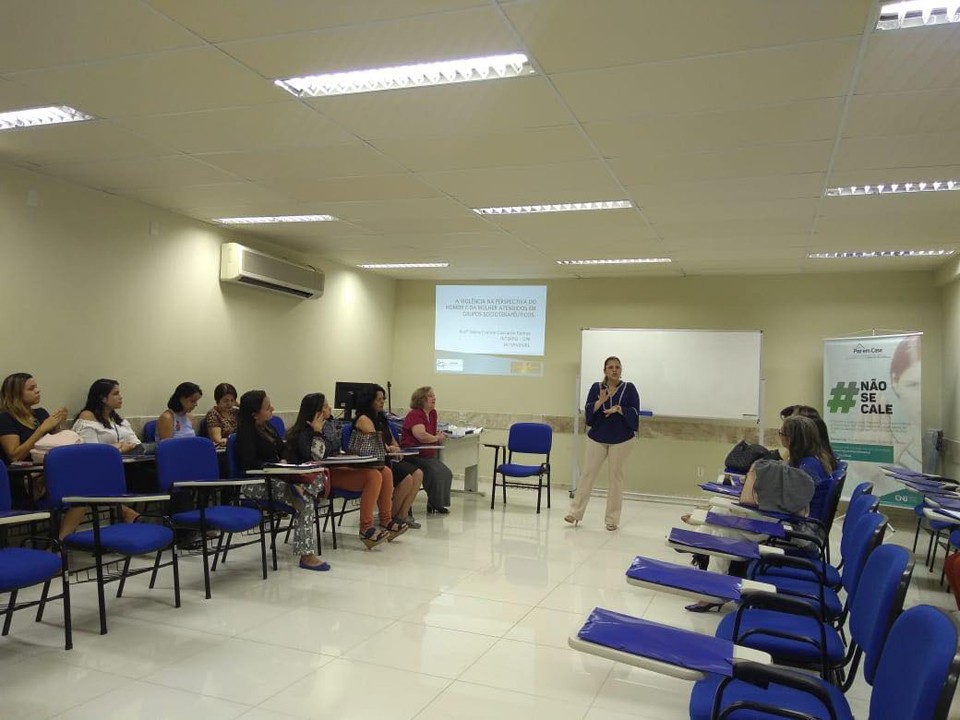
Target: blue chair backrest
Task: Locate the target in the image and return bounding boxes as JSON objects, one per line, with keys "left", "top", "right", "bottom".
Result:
{"left": 268, "top": 415, "right": 285, "bottom": 439}
{"left": 840, "top": 493, "right": 880, "bottom": 558}
{"left": 849, "top": 480, "right": 874, "bottom": 505}
{"left": 156, "top": 437, "right": 219, "bottom": 492}
{"left": 341, "top": 422, "right": 352, "bottom": 453}
{"left": 142, "top": 419, "right": 158, "bottom": 443}
{"left": 226, "top": 433, "right": 239, "bottom": 478}
{"left": 841, "top": 512, "right": 888, "bottom": 596}
{"left": 45, "top": 444, "right": 126, "bottom": 503}
{"left": 849, "top": 544, "right": 914, "bottom": 683}
{"left": 508, "top": 423, "right": 552, "bottom": 455}
{"left": 0, "top": 463, "right": 10, "bottom": 512}
{"left": 870, "top": 606, "right": 960, "bottom": 718}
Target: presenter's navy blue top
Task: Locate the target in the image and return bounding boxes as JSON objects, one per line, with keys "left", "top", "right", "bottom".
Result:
{"left": 584, "top": 381, "right": 640, "bottom": 445}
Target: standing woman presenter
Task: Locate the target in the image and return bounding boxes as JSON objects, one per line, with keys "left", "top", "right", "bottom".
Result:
{"left": 565, "top": 356, "right": 640, "bottom": 531}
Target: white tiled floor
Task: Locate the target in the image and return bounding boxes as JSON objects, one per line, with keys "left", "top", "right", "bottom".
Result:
{"left": 0, "top": 492, "right": 952, "bottom": 719}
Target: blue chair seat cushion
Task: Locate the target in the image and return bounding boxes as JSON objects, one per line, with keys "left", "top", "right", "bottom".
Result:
{"left": 0, "top": 548, "right": 63, "bottom": 592}
{"left": 748, "top": 559, "right": 841, "bottom": 588}
{"left": 689, "top": 672, "right": 851, "bottom": 720}
{"left": 716, "top": 610, "right": 845, "bottom": 665}
{"left": 66, "top": 523, "right": 174, "bottom": 555}
{"left": 331, "top": 489, "right": 362, "bottom": 500}
{"left": 172, "top": 506, "right": 261, "bottom": 533}
{"left": 497, "top": 463, "right": 545, "bottom": 478}
{"left": 749, "top": 576, "right": 842, "bottom": 618}
{"left": 241, "top": 498, "right": 295, "bottom": 514}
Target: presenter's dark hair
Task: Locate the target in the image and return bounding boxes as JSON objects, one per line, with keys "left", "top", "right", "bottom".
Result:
{"left": 79, "top": 378, "right": 123, "bottom": 427}
{"left": 167, "top": 382, "right": 202, "bottom": 412}
{"left": 603, "top": 356, "right": 621, "bottom": 367}
{"left": 214, "top": 382, "right": 238, "bottom": 402}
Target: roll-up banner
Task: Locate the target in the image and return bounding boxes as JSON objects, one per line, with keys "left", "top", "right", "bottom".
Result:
{"left": 823, "top": 333, "right": 922, "bottom": 507}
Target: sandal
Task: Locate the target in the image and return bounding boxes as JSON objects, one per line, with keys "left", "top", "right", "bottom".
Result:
{"left": 382, "top": 518, "right": 409, "bottom": 542}
{"left": 606, "top": 523, "right": 618, "bottom": 531}
{"left": 359, "top": 526, "right": 388, "bottom": 549}
{"left": 564, "top": 514, "right": 580, "bottom": 527}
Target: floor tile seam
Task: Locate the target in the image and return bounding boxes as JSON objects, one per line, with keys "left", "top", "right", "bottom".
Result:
{"left": 441, "top": 583, "right": 558, "bottom": 607}
{"left": 321, "top": 651, "right": 462, "bottom": 682}
{"left": 404, "top": 675, "right": 460, "bottom": 719}
{"left": 136, "top": 661, "right": 317, "bottom": 706}
{"left": 391, "top": 616, "right": 525, "bottom": 641}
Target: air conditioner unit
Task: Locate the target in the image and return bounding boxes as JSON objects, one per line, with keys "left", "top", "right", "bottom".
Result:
{"left": 220, "top": 243, "right": 324, "bottom": 300}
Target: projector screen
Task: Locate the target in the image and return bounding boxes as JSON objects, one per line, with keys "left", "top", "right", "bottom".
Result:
{"left": 435, "top": 285, "right": 547, "bottom": 376}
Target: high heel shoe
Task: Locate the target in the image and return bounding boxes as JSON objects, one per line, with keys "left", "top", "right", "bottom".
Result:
{"left": 684, "top": 601, "right": 725, "bottom": 613}
{"left": 564, "top": 514, "right": 580, "bottom": 526}
{"left": 382, "top": 518, "right": 409, "bottom": 541}
{"left": 426, "top": 505, "right": 450, "bottom": 515}
{"left": 359, "top": 526, "right": 388, "bottom": 549}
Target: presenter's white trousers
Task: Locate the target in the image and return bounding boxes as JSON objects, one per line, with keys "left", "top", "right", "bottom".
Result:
{"left": 569, "top": 437, "right": 634, "bottom": 526}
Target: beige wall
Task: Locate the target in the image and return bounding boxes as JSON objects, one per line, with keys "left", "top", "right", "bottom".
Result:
{"left": 0, "top": 164, "right": 397, "bottom": 423}
{"left": 391, "top": 274, "right": 943, "bottom": 497}
{"left": 938, "top": 257, "right": 960, "bottom": 477}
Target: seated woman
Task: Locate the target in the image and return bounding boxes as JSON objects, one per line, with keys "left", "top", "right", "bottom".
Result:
{"left": 234, "top": 390, "right": 329, "bottom": 571}
{"left": 64, "top": 378, "right": 142, "bottom": 536}
{"left": 157, "top": 382, "right": 202, "bottom": 442}
{"left": 0, "top": 372, "right": 68, "bottom": 508}
{"left": 685, "top": 414, "right": 822, "bottom": 612}
{"left": 400, "top": 386, "right": 453, "bottom": 514}
{"left": 779, "top": 404, "right": 839, "bottom": 524}
{"left": 204, "top": 382, "right": 238, "bottom": 448}
{"left": 286, "top": 392, "right": 398, "bottom": 548}
{"left": 352, "top": 386, "right": 422, "bottom": 530}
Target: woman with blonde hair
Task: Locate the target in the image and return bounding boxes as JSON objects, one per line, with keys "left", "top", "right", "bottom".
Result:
{"left": 400, "top": 386, "right": 453, "bottom": 514}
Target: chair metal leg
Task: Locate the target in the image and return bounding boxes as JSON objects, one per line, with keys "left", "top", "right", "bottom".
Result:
{"left": 927, "top": 528, "right": 937, "bottom": 567}
{"left": 266, "top": 482, "right": 278, "bottom": 571}
{"left": 171, "top": 543, "right": 181, "bottom": 608}
{"left": 327, "top": 502, "right": 338, "bottom": 550}
{"left": 2, "top": 590, "right": 17, "bottom": 636}
{"left": 490, "top": 474, "right": 496, "bottom": 509}
{"left": 930, "top": 530, "right": 942, "bottom": 571}
{"left": 337, "top": 499, "right": 348, "bottom": 527}
{"left": 913, "top": 517, "right": 923, "bottom": 553}
{"left": 258, "top": 518, "right": 268, "bottom": 580}
{"left": 61, "top": 558, "right": 72, "bottom": 651}
{"left": 199, "top": 506, "right": 212, "bottom": 600}
{"left": 536, "top": 478, "right": 542, "bottom": 514}
{"left": 91, "top": 509, "right": 108, "bottom": 634}
{"left": 35, "top": 580, "right": 50, "bottom": 622}
{"left": 213, "top": 533, "right": 229, "bottom": 570}
{"left": 149, "top": 549, "right": 162, "bottom": 588}
{"left": 546, "top": 472, "right": 551, "bottom": 509}
{"left": 116, "top": 556, "right": 132, "bottom": 598}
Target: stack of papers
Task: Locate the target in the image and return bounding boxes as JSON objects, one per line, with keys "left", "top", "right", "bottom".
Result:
{"left": 446, "top": 426, "right": 484, "bottom": 438}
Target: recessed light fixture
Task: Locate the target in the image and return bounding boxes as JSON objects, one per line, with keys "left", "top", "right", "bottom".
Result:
{"left": 0, "top": 105, "right": 94, "bottom": 132}
{"left": 213, "top": 215, "right": 338, "bottom": 224}
{"left": 556, "top": 258, "right": 672, "bottom": 265}
{"left": 474, "top": 200, "right": 633, "bottom": 216}
{"left": 809, "top": 250, "right": 955, "bottom": 259}
{"left": 358, "top": 262, "right": 449, "bottom": 269}
{"left": 275, "top": 53, "right": 533, "bottom": 98}
{"left": 876, "top": 1, "right": 960, "bottom": 30}
{"left": 825, "top": 180, "right": 958, "bottom": 197}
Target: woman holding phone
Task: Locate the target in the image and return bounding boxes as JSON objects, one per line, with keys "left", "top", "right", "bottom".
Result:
{"left": 565, "top": 356, "right": 641, "bottom": 531}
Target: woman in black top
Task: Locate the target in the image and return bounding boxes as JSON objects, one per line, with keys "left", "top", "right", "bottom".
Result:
{"left": 236, "top": 390, "right": 329, "bottom": 571}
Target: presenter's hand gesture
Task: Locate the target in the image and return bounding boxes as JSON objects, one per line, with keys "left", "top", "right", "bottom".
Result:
{"left": 603, "top": 404, "right": 622, "bottom": 416}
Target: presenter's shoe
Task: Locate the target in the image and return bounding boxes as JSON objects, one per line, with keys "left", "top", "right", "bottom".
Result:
{"left": 605, "top": 523, "right": 618, "bottom": 531}
{"left": 427, "top": 505, "right": 450, "bottom": 515}
{"left": 564, "top": 514, "right": 580, "bottom": 527}
{"left": 360, "top": 526, "right": 389, "bottom": 549}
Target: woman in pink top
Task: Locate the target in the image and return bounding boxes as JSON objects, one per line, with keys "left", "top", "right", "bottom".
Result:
{"left": 400, "top": 386, "right": 453, "bottom": 514}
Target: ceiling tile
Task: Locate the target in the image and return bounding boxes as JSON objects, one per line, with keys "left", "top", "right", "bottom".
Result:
{"left": 47, "top": 155, "right": 240, "bottom": 191}
{"left": 267, "top": 173, "right": 442, "bottom": 203}
{"left": 643, "top": 198, "right": 820, "bottom": 225}
{"left": 627, "top": 174, "right": 825, "bottom": 205}
{"left": 367, "top": 125, "right": 594, "bottom": 172}
{"left": 116, "top": 103, "right": 357, "bottom": 154}
{"left": 123, "top": 182, "right": 303, "bottom": 216}
{"left": 553, "top": 38, "right": 860, "bottom": 122}
{"left": 0, "top": 77, "right": 57, "bottom": 113}
{"left": 317, "top": 198, "right": 475, "bottom": 222}
{"left": 479, "top": 207, "right": 653, "bottom": 236}
{"left": 857, "top": 24, "right": 960, "bottom": 95}
{"left": 844, "top": 89, "right": 960, "bottom": 137}
{"left": 655, "top": 217, "right": 814, "bottom": 241}
{"left": 148, "top": 0, "right": 487, "bottom": 43}
{"left": 584, "top": 99, "right": 843, "bottom": 157}
{"left": 9, "top": 48, "right": 280, "bottom": 118}
{"left": 220, "top": 6, "right": 517, "bottom": 78}
{"left": 833, "top": 133, "right": 960, "bottom": 172}
{"left": 196, "top": 144, "right": 407, "bottom": 181}
{"left": 0, "top": 120, "right": 170, "bottom": 167}
{"left": 505, "top": 0, "right": 871, "bottom": 73}
{"left": 0, "top": 0, "right": 202, "bottom": 73}
{"left": 353, "top": 216, "right": 491, "bottom": 234}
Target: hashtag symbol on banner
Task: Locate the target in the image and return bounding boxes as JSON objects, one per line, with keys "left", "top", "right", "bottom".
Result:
{"left": 827, "top": 381, "right": 858, "bottom": 414}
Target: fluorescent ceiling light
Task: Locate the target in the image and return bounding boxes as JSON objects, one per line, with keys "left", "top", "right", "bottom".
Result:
{"left": 809, "top": 250, "right": 955, "bottom": 259}
{"left": 358, "top": 262, "right": 449, "bottom": 269}
{"left": 275, "top": 53, "right": 533, "bottom": 98}
{"left": 825, "top": 180, "right": 958, "bottom": 197}
{"left": 214, "top": 215, "right": 338, "bottom": 224}
{"left": 557, "top": 258, "right": 672, "bottom": 265}
{"left": 0, "top": 105, "right": 94, "bottom": 131}
{"left": 474, "top": 200, "right": 633, "bottom": 216}
{"left": 876, "top": 1, "right": 960, "bottom": 30}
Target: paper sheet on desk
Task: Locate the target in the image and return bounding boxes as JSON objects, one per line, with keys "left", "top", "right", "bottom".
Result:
{"left": 446, "top": 426, "right": 483, "bottom": 438}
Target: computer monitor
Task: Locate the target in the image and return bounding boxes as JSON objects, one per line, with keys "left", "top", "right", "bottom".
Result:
{"left": 334, "top": 381, "right": 378, "bottom": 420}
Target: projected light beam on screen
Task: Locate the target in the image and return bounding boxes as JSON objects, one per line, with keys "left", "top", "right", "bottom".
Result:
{"left": 435, "top": 285, "right": 547, "bottom": 377}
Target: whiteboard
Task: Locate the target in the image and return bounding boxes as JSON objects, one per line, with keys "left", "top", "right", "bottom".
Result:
{"left": 579, "top": 328, "right": 762, "bottom": 420}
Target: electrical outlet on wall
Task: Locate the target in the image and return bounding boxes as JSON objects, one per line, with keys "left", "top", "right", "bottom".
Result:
{"left": 696, "top": 466, "right": 704, "bottom": 479}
